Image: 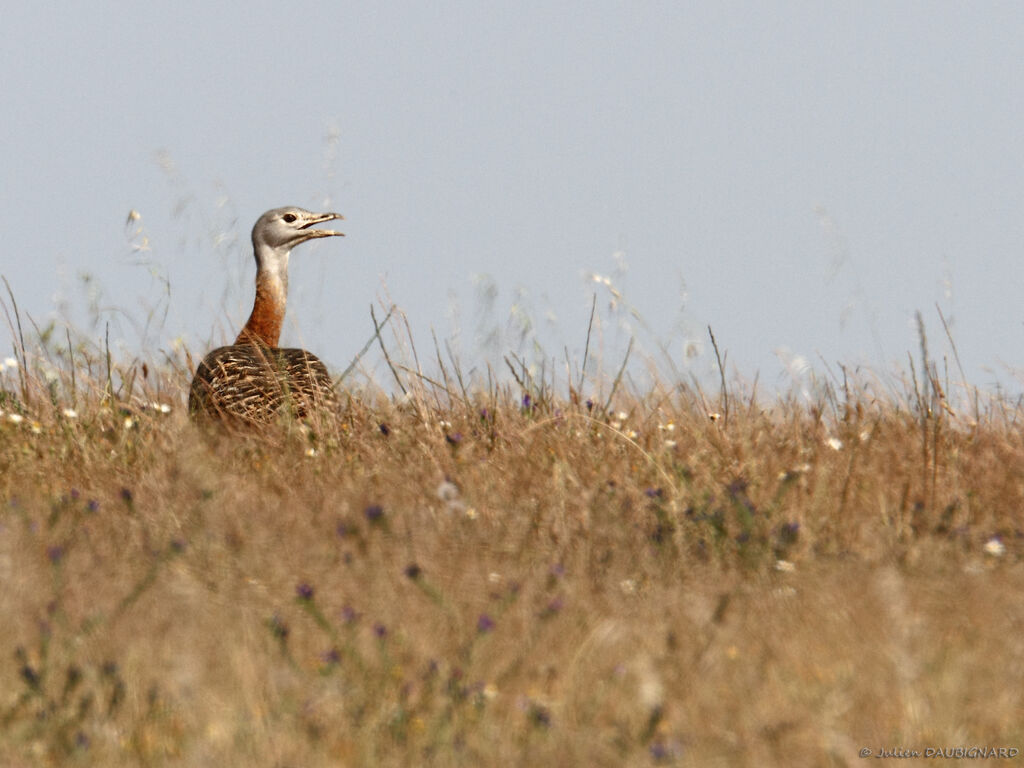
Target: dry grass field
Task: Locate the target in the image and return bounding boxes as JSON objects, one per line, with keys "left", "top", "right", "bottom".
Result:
{"left": 1, "top": 299, "right": 1023, "bottom": 767}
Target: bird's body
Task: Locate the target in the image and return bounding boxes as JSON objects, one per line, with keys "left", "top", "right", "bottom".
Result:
{"left": 189, "top": 344, "right": 336, "bottom": 422}
{"left": 189, "top": 207, "right": 344, "bottom": 425}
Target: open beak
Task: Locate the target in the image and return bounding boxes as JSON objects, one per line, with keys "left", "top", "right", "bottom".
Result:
{"left": 300, "top": 212, "right": 345, "bottom": 238}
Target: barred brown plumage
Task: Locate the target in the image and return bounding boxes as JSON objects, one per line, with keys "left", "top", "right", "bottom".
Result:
{"left": 189, "top": 344, "right": 336, "bottom": 423}
{"left": 189, "top": 207, "right": 345, "bottom": 425}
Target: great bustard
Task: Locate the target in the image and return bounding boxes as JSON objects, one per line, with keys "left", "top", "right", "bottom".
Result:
{"left": 188, "top": 207, "right": 345, "bottom": 424}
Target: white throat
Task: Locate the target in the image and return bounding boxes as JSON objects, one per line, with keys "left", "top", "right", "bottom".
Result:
{"left": 254, "top": 242, "right": 291, "bottom": 297}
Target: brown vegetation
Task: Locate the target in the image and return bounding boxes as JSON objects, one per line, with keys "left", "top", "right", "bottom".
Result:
{"left": 0, "top": 311, "right": 1022, "bottom": 767}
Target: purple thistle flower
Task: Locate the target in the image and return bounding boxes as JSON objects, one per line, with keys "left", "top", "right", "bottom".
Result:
{"left": 726, "top": 478, "right": 748, "bottom": 496}
{"left": 20, "top": 664, "right": 40, "bottom": 689}
{"left": 364, "top": 505, "right": 384, "bottom": 522}
{"left": 296, "top": 583, "right": 314, "bottom": 601}
{"left": 404, "top": 563, "right": 422, "bottom": 579}
{"left": 445, "top": 432, "right": 462, "bottom": 445}
{"left": 70, "top": 488, "right": 80, "bottom": 500}
{"left": 120, "top": 487, "right": 133, "bottom": 504}
{"left": 477, "top": 613, "right": 495, "bottom": 633}
{"left": 341, "top": 605, "right": 359, "bottom": 624}
{"left": 585, "top": 398, "right": 594, "bottom": 412}
{"left": 46, "top": 546, "right": 63, "bottom": 565}
{"left": 373, "top": 622, "right": 388, "bottom": 639}
{"left": 649, "top": 741, "right": 669, "bottom": 761}
{"left": 528, "top": 703, "right": 552, "bottom": 728}
{"left": 776, "top": 521, "right": 800, "bottom": 545}
{"left": 86, "top": 499, "right": 100, "bottom": 512}
{"left": 645, "top": 487, "right": 663, "bottom": 498}
{"left": 321, "top": 648, "right": 341, "bottom": 665}
{"left": 521, "top": 393, "right": 532, "bottom": 409}
{"left": 542, "top": 597, "right": 564, "bottom": 617}
{"left": 649, "top": 738, "right": 683, "bottom": 762}
{"left": 379, "top": 422, "right": 391, "bottom": 436}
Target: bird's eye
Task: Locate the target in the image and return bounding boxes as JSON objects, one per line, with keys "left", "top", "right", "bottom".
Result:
{"left": 282, "top": 213, "right": 297, "bottom": 223}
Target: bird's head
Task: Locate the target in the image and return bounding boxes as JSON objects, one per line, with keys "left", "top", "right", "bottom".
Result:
{"left": 252, "top": 207, "right": 345, "bottom": 253}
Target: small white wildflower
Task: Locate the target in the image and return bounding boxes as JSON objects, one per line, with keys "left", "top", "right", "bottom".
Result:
{"left": 826, "top": 437, "right": 843, "bottom": 451}
{"left": 482, "top": 683, "right": 499, "bottom": 700}
{"left": 775, "top": 559, "right": 796, "bottom": 573}
{"left": 658, "top": 422, "right": 676, "bottom": 432}
{"left": 488, "top": 572, "right": 502, "bottom": 584}
{"left": 2, "top": 357, "right": 18, "bottom": 370}
{"left": 438, "top": 420, "right": 452, "bottom": 430}
{"left": 436, "top": 480, "right": 459, "bottom": 502}
{"left": 305, "top": 447, "right": 318, "bottom": 458}
{"left": 62, "top": 408, "right": 78, "bottom": 419}
{"left": 627, "top": 429, "right": 638, "bottom": 440}
{"left": 619, "top": 578, "right": 637, "bottom": 595}
{"left": 617, "top": 411, "right": 628, "bottom": 421}
{"left": 159, "top": 403, "right": 171, "bottom": 414}
{"left": 859, "top": 430, "right": 870, "bottom": 442}
{"left": 30, "top": 421, "right": 42, "bottom": 435}
{"left": 8, "top": 413, "right": 24, "bottom": 424}
{"left": 664, "top": 439, "right": 677, "bottom": 448}
{"left": 983, "top": 537, "right": 1006, "bottom": 557}
{"left": 610, "top": 421, "right": 622, "bottom": 430}
{"left": 123, "top": 417, "right": 134, "bottom": 429}
{"left": 708, "top": 412, "right": 721, "bottom": 422}
{"left": 637, "top": 667, "right": 664, "bottom": 711}
{"left": 437, "top": 479, "right": 469, "bottom": 514}
{"left": 39, "top": 364, "right": 59, "bottom": 384}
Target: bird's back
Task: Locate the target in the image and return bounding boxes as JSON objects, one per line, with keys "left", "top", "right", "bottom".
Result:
{"left": 189, "top": 344, "right": 336, "bottom": 424}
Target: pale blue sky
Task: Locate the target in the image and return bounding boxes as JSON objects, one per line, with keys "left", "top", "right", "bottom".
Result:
{"left": 3, "top": 2, "right": 1024, "bottom": 396}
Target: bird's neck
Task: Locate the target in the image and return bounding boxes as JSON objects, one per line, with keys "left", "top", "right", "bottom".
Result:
{"left": 236, "top": 244, "right": 289, "bottom": 347}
